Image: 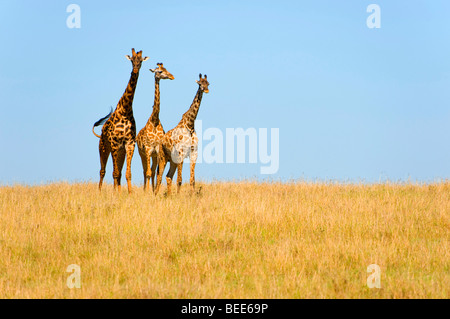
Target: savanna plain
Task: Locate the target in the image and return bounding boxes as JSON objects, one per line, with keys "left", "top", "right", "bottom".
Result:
{"left": 0, "top": 182, "right": 448, "bottom": 298}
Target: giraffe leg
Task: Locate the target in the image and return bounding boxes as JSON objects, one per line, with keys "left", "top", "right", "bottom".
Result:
{"left": 189, "top": 153, "right": 197, "bottom": 195}
{"left": 150, "top": 153, "right": 158, "bottom": 193}
{"left": 112, "top": 147, "right": 125, "bottom": 193}
{"left": 155, "top": 145, "right": 167, "bottom": 195}
{"left": 145, "top": 153, "right": 153, "bottom": 193}
{"left": 125, "top": 142, "right": 135, "bottom": 194}
{"left": 98, "top": 139, "right": 110, "bottom": 191}
{"left": 190, "top": 135, "right": 198, "bottom": 195}
{"left": 138, "top": 147, "right": 148, "bottom": 191}
{"left": 176, "top": 162, "right": 183, "bottom": 194}
{"left": 166, "top": 161, "right": 177, "bottom": 196}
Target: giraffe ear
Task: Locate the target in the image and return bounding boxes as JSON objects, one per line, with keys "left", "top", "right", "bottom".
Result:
{"left": 125, "top": 55, "right": 132, "bottom": 61}
{"left": 196, "top": 80, "right": 200, "bottom": 84}
{"left": 150, "top": 69, "right": 156, "bottom": 73}
{"left": 143, "top": 56, "right": 150, "bottom": 61}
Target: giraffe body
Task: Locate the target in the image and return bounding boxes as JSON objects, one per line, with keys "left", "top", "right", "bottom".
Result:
{"left": 136, "top": 63, "right": 174, "bottom": 192}
{"left": 155, "top": 74, "right": 209, "bottom": 195}
{"left": 93, "top": 48, "right": 149, "bottom": 193}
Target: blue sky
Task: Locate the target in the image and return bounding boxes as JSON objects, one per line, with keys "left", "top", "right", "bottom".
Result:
{"left": 0, "top": 1, "right": 449, "bottom": 185}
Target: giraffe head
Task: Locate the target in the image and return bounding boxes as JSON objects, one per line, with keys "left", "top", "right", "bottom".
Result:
{"left": 196, "top": 73, "right": 210, "bottom": 94}
{"left": 150, "top": 63, "right": 175, "bottom": 80}
{"left": 125, "top": 48, "right": 149, "bottom": 74}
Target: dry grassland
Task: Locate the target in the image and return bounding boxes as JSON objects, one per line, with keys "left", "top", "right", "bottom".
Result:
{"left": 0, "top": 182, "right": 448, "bottom": 298}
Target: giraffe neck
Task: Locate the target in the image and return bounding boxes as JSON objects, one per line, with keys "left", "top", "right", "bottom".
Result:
{"left": 149, "top": 78, "right": 161, "bottom": 126}
{"left": 181, "top": 87, "right": 203, "bottom": 130}
{"left": 115, "top": 70, "right": 140, "bottom": 118}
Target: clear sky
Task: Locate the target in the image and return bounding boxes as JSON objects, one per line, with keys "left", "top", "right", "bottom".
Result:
{"left": 0, "top": 1, "right": 449, "bottom": 185}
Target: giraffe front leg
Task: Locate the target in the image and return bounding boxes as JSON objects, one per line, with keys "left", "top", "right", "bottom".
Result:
{"left": 170, "top": 144, "right": 186, "bottom": 195}
{"left": 138, "top": 147, "right": 148, "bottom": 191}
{"left": 176, "top": 162, "right": 183, "bottom": 194}
{"left": 125, "top": 143, "right": 135, "bottom": 194}
{"left": 145, "top": 151, "right": 152, "bottom": 193}
{"left": 190, "top": 153, "right": 197, "bottom": 195}
{"left": 190, "top": 134, "right": 198, "bottom": 195}
{"left": 150, "top": 153, "right": 158, "bottom": 193}
{"left": 166, "top": 161, "right": 177, "bottom": 196}
{"left": 155, "top": 146, "right": 167, "bottom": 195}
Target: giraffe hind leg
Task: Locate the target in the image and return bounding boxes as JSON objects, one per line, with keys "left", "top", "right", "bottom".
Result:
{"left": 112, "top": 147, "right": 126, "bottom": 193}
{"left": 190, "top": 160, "right": 196, "bottom": 195}
{"left": 99, "top": 140, "right": 110, "bottom": 191}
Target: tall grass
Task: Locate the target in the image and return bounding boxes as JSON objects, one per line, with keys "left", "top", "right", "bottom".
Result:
{"left": 0, "top": 182, "right": 448, "bottom": 298}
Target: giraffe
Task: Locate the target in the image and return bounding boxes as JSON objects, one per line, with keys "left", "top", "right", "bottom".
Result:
{"left": 155, "top": 73, "right": 210, "bottom": 195}
{"left": 92, "top": 48, "right": 149, "bottom": 193}
{"left": 136, "top": 63, "right": 174, "bottom": 193}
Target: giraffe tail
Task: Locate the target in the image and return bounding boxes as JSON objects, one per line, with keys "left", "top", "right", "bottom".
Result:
{"left": 92, "top": 107, "right": 113, "bottom": 138}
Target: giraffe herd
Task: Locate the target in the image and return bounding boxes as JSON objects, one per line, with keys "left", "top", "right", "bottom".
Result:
{"left": 92, "top": 48, "right": 209, "bottom": 195}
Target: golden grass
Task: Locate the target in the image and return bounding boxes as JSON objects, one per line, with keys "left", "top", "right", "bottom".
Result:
{"left": 0, "top": 182, "right": 449, "bottom": 298}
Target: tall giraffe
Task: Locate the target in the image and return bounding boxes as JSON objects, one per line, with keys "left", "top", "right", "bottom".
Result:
{"left": 136, "top": 63, "right": 174, "bottom": 193}
{"left": 155, "top": 73, "right": 210, "bottom": 195}
{"left": 92, "top": 48, "right": 149, "bottom": 193}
